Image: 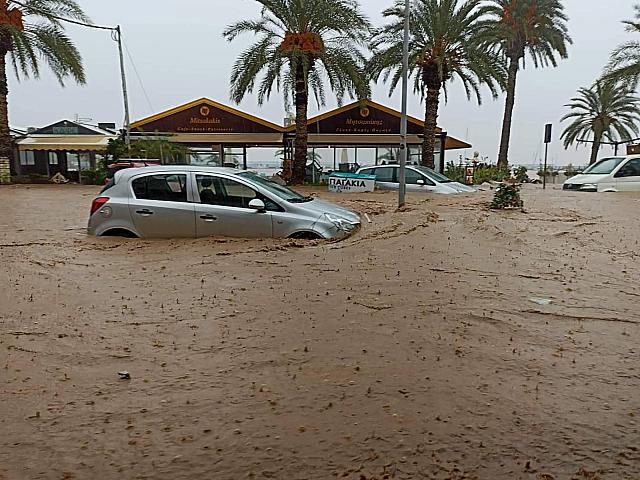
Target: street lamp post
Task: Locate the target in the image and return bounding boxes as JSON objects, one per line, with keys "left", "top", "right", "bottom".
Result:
{"left": 398, "top": 0, "right": 410, "bottom": 208}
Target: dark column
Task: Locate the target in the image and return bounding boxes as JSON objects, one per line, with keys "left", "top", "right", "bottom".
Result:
{"left": 439, "top": 133, "right": 447, "bottom": 173}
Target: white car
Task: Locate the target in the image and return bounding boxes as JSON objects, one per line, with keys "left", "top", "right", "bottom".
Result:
{"left": 356, "top": 164, "right": 475, "bottom": 194}
{"left": 563, "top": 156, "right": 640, "bottom": 192}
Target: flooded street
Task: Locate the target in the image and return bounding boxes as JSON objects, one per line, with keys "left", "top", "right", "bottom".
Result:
{"left": 1, "top": 184, "right": 639, "bottom": 479}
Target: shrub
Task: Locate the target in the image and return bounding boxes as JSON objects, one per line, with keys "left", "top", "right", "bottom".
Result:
{"left": 474, "top": 165, "right": 510, "bottom": 184}
{"left": 444, "top": 161, "right": 466, "bottom": 183}
{"left": 490, "top": 183, "right": 523, "bottom": 210}
{"left": 512, "top": 166, "right": 529, "bottom": 183}
{"left": 564, "top": 163, "right": 580, "bottom": 178}
{"left": 81, "top": 168, "right": 108, "bottom": 185}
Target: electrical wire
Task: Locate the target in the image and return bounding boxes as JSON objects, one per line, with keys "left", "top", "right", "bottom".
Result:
{"left": 123, "top": 40, "right": 154, "bottom": 114}
{"left": 9, "top": 0, "right": 116, "bottom": 31}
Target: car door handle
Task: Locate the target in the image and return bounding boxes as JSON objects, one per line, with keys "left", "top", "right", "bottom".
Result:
{"left": 136, "top": 209, "right": 154, "bottom": 216}
{"left": 200, "top": 214, "right": 218, "bottom": 221}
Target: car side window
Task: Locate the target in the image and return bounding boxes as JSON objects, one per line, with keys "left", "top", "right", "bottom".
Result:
{"left": 132, "top": 174, "right": 188, "bottom": 202}
{"left": 406, "top": 169, "right": 435, "bottom": 185}
{"left": 374, "top": 167, "right": 395, "bottom": 182}
{"left": 616, "top": 159, "right": 640, "bottom": 178}
{"left": 196, "top": 175, "right": 281, "bottom": 211}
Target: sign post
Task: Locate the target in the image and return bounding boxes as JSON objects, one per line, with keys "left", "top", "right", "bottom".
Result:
{"left": 398, "top": 0, "right": 410, "bottom": 208}
{"left": 543, "top": 123, "right": 552, "bottom": 190}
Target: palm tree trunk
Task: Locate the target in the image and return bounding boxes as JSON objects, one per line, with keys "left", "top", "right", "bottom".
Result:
{"left": 589, "top": 133, "right": 602, "bottom": 165}
{"left": 497, "top": 56, "right": 520, "bottom": 171}
{"left": 0, "top": 48, "right": 12, "bottom": 160}
{"left": 422, "top": 84, "right": 441, "bottom": 169}
{"left": 292, "top": 64, "right": 308, "bottom": 185}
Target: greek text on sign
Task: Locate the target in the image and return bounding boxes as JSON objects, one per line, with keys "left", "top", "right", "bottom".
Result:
{"left": 328, "top": 174, "right": 376, "bottom": 193}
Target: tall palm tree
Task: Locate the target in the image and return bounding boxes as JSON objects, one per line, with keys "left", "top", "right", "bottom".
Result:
{"left": 605, "top": 5, "right": 640, "bottom": 87}
{"left": 369, "top": 0, "right": 504, "bottom": 169}
{"left": 560, "top": 81, "right": 640, "bottom": 165}
{"left": 224, "top": 0, "right": 371, "bottom": 185}
{"left": 0, "top": 0, "right": 88, "bottom": 159}
{"left": 483, "top": 0, "right": 571, "bottom": 170}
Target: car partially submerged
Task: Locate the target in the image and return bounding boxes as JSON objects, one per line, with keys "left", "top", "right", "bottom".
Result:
{"left": 88, "top": 166, "right": 360, "bottom": 240}
{"left": 563, "top": 156, "right": 640, "bottom": 192}
{"left": 357, "top": 164, "right": 475, "bottom": 194}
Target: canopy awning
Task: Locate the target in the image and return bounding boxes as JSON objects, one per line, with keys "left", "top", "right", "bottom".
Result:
{"left": 166, "top": 133, "right": 283, "bottom": 145}
{"left": 17, "top": 135, "right": 116, "bottom": 152}
{"left": 302, "top": 134, "right": 471, "bottom": 150}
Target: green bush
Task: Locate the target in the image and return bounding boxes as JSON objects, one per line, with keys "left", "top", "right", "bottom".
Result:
{"left": 564, "top": 163, "right": 580, "bottom": 178}
{"left": 490, "top": 183, "right": 523, "bottom": 210}
{"left": 444, "top": 161, "right": 466, "bottom": 183}
{"left": 474, "top": 165, "right": 510, "bottom": 184}
{"left": 512, "top": 166, "right": 529, "bottom": 183}
{"left": 81, "top": 168, "right": 108, "bottom": 185}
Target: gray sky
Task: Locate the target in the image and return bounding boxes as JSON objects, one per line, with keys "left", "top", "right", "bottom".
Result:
{"left": 9, "top": 0, "right": 636, "bottom": 166}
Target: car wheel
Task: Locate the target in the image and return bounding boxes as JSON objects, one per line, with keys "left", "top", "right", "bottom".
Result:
{"left": 101, "top": 228, "right": 139, "bottom": 238}
{"left": 289, "top": 231, "right": 323, "bottom": 240}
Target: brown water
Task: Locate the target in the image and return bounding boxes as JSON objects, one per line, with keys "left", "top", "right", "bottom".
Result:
{"left": 1, "top": 184, "right": 639, "bottom": 480}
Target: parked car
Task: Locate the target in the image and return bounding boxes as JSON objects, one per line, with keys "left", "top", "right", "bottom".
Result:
{"left": 106, "top": 159, "right": 162, "bottom": 183}
{"left": 563, "top": 156, "right": 640, "bottom": 192}
{"left": 356, "top": 164, "right": 475, "bottom": 194}
{"left": 88, "top": 166, "right": 361, "bottom": 240}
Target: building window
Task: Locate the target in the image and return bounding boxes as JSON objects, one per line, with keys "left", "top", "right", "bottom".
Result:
{"left": 48, "top": 152, "right": 58, "bottom": 165}
{"left": 19, "top": 151, "right": 35, "bottom": 166}
{"left": 79, "top": 153, "right": 91, "bottom": 170}
{"left": 67, "top": 153, "right": 79, "bottom": 171}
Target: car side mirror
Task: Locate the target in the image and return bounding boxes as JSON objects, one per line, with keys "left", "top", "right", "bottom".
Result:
{"left": 416, "top": 179, "right": 425, "bottom": 185}
{"left": 248, "top": 198, "right": 266, "bottom": 211}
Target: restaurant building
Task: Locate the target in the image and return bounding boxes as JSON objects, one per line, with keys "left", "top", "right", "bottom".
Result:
{"left": 13, "top": 98, "right": 470, "bottom": 180}
{"left": 131, "top": 98, "right": 470, "bottom": 172}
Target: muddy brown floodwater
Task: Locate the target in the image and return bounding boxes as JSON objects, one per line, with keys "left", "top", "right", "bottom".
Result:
{"left": 1, "top": 184, "right": 639, "bottom": 480}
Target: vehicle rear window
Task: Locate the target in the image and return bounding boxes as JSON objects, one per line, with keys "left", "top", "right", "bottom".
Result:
{"left": 132, "top": 174, "right": 188, "bottom": 202}
{"left": 100, "top": 178, "right": 115, "bottom": 194}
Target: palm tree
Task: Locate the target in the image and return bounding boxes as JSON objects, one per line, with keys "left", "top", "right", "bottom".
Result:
{"left": 560, "top": 81, "right": 640, "bottom": 165}
{"left": 224, "top": 0, "right": 371, "bottom": 185}
{"left": 369, "top": 0, "right": 504, "bottom": 169}
{"left": 0, "top": 0, "right": 88, "bottom": 159}
{"left": 605, "top": 5, "right": 640, "bottom": 87}
{"left": 483, "top": 0, "right": 571, "bottom": 170}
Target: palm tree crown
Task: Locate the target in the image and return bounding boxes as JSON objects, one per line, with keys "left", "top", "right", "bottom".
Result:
{"left": 371, "top": 0, "right": 502, "bottom": 101}
{"left": 560, "top": 81, "right": 640, "bottom": 165}
{"left": 483, "top": 0, "right": 570, "bottom": 67}
{"left": 483, "top": 0, "right": 571, "bottom": 169}
{"left": 0, "top": 0, "right": 88, "bottom": 158}
{"left": 224, "top": 0, "right": 371, "bottom": 184}
{"left": 605, "top": 5, "right": 640, "bottom": 87}
{"left": 3, "top": 0, "right": 88, "bottom": 85}
{"left": 369, "top": 0, "right": 504, "bottom": 168}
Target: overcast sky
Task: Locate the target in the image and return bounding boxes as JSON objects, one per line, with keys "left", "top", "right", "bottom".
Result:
{"left": 9, "top": 0, "right": 636, "bottom": 166}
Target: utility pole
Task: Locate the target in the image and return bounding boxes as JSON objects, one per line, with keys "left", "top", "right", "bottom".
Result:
{"left": 398, "top": 0, "right": 410, "bottom": 208}
{"left": 115, "top": 25, "right": 131, "bottom": 150}
{"left": 543, "top": 123, "right": 552, "bottom": 190}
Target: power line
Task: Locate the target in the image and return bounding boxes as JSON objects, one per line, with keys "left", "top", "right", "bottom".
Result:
{"left": 123, "top": 40, "right": 154, "bottom": 114}
{"left": 9, "top": 0, "right": 115, "bottom": 31}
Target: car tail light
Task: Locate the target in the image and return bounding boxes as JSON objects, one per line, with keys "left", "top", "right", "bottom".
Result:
{"left": 90, "top": 197, "right": 110, "bottom": 216}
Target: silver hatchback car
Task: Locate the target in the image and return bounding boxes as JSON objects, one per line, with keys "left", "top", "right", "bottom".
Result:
{"left": 88, "top": 166, "right": 360, "bottom": 240}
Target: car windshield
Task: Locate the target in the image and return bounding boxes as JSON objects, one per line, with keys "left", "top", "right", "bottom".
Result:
{"left": 582, "top": 157, "right": 625, "bottom": 174}
{"left": 412, "top": 165, "right": 452, "bottom": 183}
{"left": 237, "top": 172, "right": 313, "bottom": 203}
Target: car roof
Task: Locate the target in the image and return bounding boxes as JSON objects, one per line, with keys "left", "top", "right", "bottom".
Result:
{"left": 114, "top": 165, "right": 244, "bottom": 181}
